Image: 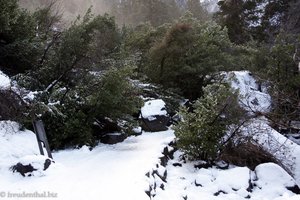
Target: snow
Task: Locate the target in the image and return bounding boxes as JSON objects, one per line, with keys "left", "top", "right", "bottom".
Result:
{"left": 150, "top": 70, "right": 300, "bottom": 200}
{"left": 228, "top": 71, "right": 271, "bottom": 113}
{"left": 141, "top": 99, "right": 167, "bottom": 119}
{"left": 0, "top": 122, "right": 175, "bottom": 200}
{"left": 229, "top": 71, "right": 300, "bottom": 186}
{"left": 24, "top": 91, "right": 40, "bottom": 101}
{"left": 255, "top": 163, "right": 296, "bottom": 188}
{"left": 152, "top": 151, "right": 300, "bottom": 200}
{"left": 0, "top": 121, "right": 40, "bottom": 169}
{"left": 0, "top": 70, "right": 11, "bottom": 89}
{"left": 241, "top": 117, "right": 300, "bottom": 186}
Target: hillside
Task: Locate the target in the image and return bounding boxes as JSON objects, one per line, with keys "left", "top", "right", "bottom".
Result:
{"left": 1, "top": 70, "right": 300, "bottom": 200}
{"left": 1, "top": 1, "right": 300, "bottom": 199}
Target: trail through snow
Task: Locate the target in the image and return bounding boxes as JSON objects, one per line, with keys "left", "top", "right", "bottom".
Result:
{"left": 0, "top": 122, "right": 175, "bottom": 200}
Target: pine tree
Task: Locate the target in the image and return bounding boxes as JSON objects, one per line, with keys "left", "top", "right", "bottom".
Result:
{"left": 0, "top": 0, "right": 37, "bottom": 74}
{"left": 145, "top": 16, "right": 236, "bottom": 99}
{"left": 216, "top": 0, "right": 292, "bottom": 43}
{"left": 215, "top": 0, "right": 249, "bottom": 44}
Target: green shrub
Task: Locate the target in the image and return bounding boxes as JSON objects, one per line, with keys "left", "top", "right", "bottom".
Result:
{"left": 42, "top": 106, "right": 93, "bottom": 150}
{"left": 174, "top": 83, "right": 242, "bottom": 161}
{"left": 89, "top": 67, "right": 142, "bottom": 120}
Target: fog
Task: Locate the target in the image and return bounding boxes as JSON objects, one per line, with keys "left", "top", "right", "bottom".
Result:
{"left": 18, "top": 0, "right": 219, "bottom": 27}
{"left": 19, "top": 0, "right": 111, "bottom": 23}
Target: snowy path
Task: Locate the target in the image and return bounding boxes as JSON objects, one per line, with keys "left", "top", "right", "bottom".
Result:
{"left": 0, "top": 126, "right": 175, "bottom": 200}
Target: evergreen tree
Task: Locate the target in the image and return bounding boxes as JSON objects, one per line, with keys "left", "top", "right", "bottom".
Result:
{"left": 0, "top": 2, "right": 141, "bottom": 149}
{"left": 216, "top": 0, "right": 292, "bottom": 43}
{"left": 259, "top": 0, "right": 290, "bottom": 41}
{"left": 0, "top": 0, "right": 37, "bottom": 74}
{"left": 145, "top": 15, "right": 237, "bottom": 100}
{"left": 215, "top": 0, "right": 249, "bottom": 44}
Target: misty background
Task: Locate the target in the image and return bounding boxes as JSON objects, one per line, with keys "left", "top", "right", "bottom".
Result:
{"left": 19, "top": 0, "right": 111, "bottom": 22}
{"left": 18, "top": 0, "right": 218, "bottom": 26}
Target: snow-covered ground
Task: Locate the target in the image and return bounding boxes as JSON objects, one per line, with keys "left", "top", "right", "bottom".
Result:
{"left": 0, "top": 121, "right": 174, "bottom": 200}
{"left": 1, "top": 70, "right": 300, "bottom": 200}
{"left": 152, "top": 151, "right": 300, "bottom": 200}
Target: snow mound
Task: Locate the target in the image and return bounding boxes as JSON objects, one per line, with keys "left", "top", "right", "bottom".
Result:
{"left": 0, "top": 70, "right": 11, "bottom": 89}
{"left": 0, "top": 121, "right": 39, "bottom": 169}
{"left": 141, "top": 99, "right": 167, "bottom": 119}
{"left": 12, "top": 155, "right": 53, "bottom": 177}
{"left": 228, "top": 71, "right": 271, "bottom": 113}
{"left": 255, "top": 163, "right": 296, "bottom": 189}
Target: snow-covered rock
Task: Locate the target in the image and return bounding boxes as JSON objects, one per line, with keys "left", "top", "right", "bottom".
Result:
{"left": 100, "top": 132, "right": 127, "bottom": 144}
{"left": 0, "top": 121, "right": 39, "bottom": 169}
{"left": 140, "top": 99, "right": 170, "bottom": 132}
{"left": 141, "top": 99, "right": 168, "bottom": 119}
{"left": 254, "top": 163, "right": 299, "bottom": 193}
{"left": 227, "top": 71, "right": 300, "bottom": 185}
{"left": 11, "top": 155, "right": 53, "bottom": 177}
{"left": 0, "top": 70, "right": 11, "bottom": 89}
{"left": 228, "top": 71, "right": 271, "bottom": 113}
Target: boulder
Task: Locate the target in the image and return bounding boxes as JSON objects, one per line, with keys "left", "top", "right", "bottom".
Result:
{"left": 11, "top": 163, "right": 36, "bottom": 177}
{"left": 132, "top": 126, "right": 142, "bottom": 136}
{"left": 92, "top": 117, "right": 121, "bottom": 139}
{"left": 93, "top": 117, "right": 127, "bottom": 144}
{"left": 141, "top": 115, "right": 169, "bottom": 132}
{"left": 11, "top": 155, "right": 53, "bottom": 177}
{"left": 254, "top": 163, "right": 300, "bottom": 195}
{"left": 140, "top": 99, "right": 170, "bottom": 132}
{"left": 100, "top": 133, "right": 127, "bottom": 145}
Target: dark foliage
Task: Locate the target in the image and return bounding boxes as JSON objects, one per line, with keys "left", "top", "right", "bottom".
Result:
{"left": 0, "top": 89, "right": 27, "bottom": 121}
{"left": 220, "top": 141, "right": 281, "bottom": 170}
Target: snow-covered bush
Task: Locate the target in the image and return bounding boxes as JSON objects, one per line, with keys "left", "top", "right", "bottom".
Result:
{"left": 174, "top": 83, "right": 243, "bottom": 161}
{"left": 36, "top": 68, "right": 141, "bottom": 149}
